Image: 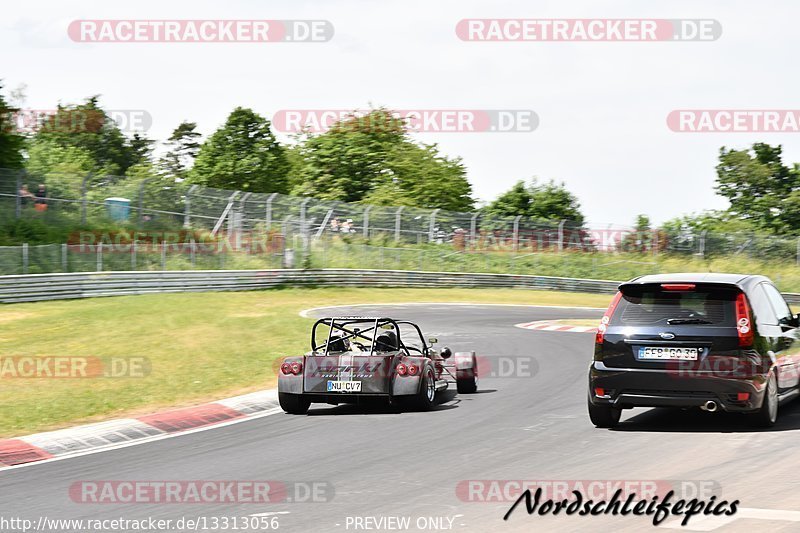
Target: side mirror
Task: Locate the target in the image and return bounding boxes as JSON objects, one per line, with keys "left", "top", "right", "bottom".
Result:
{"left": 428, "top": 337, "right": 438, "bottom": 345}
{"left": 441, "top": 347, "right": 452, "bottom": 359}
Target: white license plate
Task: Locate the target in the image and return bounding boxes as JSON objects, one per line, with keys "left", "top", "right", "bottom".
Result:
{"left": 327, "top": 381, "right": 362, "bottom": 392}
{"left": 638, "top": 347, "right": 700, "bottom": 361}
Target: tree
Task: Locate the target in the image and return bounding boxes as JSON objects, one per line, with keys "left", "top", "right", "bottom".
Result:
{"left": 29, "top": 96, "right": 137, "bottom": 176}
{"left": 621, "top": 214, "right": 653, "bottom": 252}
{"left": 483, "top": 178, "right": 584, "bottom": 224}
{"left": 127, "top": 133, "right": 155, "bottom": 169}
{"left": 293, "top": 109, "right": 474, "bottom": 211}
{"left": 189, "top": 107, "right": 289, "bottom": 192}
{"left": 0, "top": 82, "right": 25, "bottom": 169}
{"left": 160, "top": 121, "right": 201, "bottom": 181}
{"left": 715, "top": 143, "right": 800, "bottom": 233}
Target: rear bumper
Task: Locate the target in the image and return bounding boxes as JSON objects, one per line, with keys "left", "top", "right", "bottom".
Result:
{"left": 279, "top": 392, "right": 406, "bottom": 404}
{"left": 589, "top": 361, "right": 767, "bottom": 412}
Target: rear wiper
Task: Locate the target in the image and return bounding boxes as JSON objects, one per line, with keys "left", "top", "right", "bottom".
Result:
{"left": 666, "top": 318, "right": 712, "bottom": 325}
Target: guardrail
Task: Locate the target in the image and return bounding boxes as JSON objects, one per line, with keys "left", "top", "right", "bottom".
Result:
{"left": 0, "top": 269, "right": 623, "bottom": 304}
{"left": 1, "top": 269, "right": 798, "bottom": 305}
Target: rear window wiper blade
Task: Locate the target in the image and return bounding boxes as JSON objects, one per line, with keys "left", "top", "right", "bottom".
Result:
{"left": 666, "top": 318, "right": 712, "bottom": 325}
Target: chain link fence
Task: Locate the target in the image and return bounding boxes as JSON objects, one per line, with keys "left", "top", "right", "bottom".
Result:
{"left": 2, "top": 168, "right": 800, "bottom": 271}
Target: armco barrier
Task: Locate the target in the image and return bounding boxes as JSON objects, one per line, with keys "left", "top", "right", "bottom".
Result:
{"left": 0, "top": 269, "right": 798, "bottom": 305}
{"left": 0, "top": 269, "right": 621, "bottom": 304}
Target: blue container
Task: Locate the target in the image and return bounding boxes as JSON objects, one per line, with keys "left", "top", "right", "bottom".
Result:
{"left": 104, "top": 197, "right": 131, "bottom": 221}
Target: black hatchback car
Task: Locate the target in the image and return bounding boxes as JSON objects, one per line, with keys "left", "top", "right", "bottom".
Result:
{"left": 588, "top": 273, "right": 800, "bottom": 428}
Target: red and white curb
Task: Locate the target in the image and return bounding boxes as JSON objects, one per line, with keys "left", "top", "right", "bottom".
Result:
{"left": 514, "top": 320, "right": 597, "bottom": 333}
{"left": 0, "top": 389, "right": 281, "bottom": 469}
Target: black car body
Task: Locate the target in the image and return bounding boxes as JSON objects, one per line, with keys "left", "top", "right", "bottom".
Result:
{"left": 588, "top": 273, "right": 800, "bottom": 428}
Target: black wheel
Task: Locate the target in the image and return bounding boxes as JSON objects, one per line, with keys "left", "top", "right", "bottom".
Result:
{"left": 408, "top": 366, "right": 436, "bottom": 411}
{"left": 457, "top": 373, "right": 478, "bottom": 394}
{"left": 750, "top": 372, "right": 778, "bottom": 428}
{"left": 279, "top": 392, "right": 310, "bottom": 415}
{"left": 588, "top": 392, "right": 621, "bottom": 428}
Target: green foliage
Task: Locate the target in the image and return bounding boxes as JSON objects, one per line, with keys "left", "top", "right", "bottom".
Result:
{"left": 28, "top": 96, "right": 141, "bottom": 176}
{"left": 189, "top": 107, "right": 289, "bottom": 192}
{"left": 482, "top": 178, "right": 585, "bottom": 224}
{"left": 0, "top": 82, "right": 25, "bottom": 169}
{"left": 160, "top": 121, "right": 201, "bottom": 181}
{"left": 716, "top": 143, "right": 800, "bottom": 233}
{"left": 291, "top": 109, "right": 475, "bottom": 211}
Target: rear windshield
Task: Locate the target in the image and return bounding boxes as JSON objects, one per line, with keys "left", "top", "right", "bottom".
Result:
{"left": 611, "top": 285, "right": 738, "bottom": 326}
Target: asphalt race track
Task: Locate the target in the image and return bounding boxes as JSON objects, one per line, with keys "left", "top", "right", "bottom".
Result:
{"left": 3, "top": 304, "right": 800, "bottom": 532}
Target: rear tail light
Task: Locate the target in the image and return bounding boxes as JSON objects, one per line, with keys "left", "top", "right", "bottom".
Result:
{"left": 407, "top": 364, "right": 419, "bottom": 376}
{"left": 596, "top": 291, "right": 623, "bottom": 345}
{"left": 396, "top": 364, "right": 408, "bottom": 376}
{"left": 735, "top": 292, "right": 754, "bottom": 347}
{"left": 290, "top": 361, "right": 303, "bottom": 375}
{"left": 594, "top": 387, "right": 605, "bottom": 397}
{"left": 737, "top": 392, "right": 750, "bottom": 401}
{"left": 280, "top": 362, "right": 292, "bottom": 375}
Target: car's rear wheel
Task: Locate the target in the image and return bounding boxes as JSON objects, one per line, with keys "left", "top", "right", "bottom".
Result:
{"left": 279, "top": 392, "right": 311, "bottom": 415}
{"left": 588, "top": 392, "right": 621, "bottom": 428}
{"left": 750, "top": 372, "right": 778, "bottom": 428}
{"left": 457, "top": 371, "right": 478, "bottom": 394}
{"left": 408, "top": 366, "right": 436, "bottom": 411}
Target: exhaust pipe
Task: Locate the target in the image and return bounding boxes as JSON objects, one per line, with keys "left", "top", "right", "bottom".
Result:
{"left": 701, "top": 401, "right": 718, "bottom": 412}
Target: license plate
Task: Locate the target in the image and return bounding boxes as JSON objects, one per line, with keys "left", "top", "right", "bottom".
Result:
{"left": 637, "top": 347, "right": 700, "bottom": 361}
{"left": 327, "top": 381, "right": 362, "bottom": 392}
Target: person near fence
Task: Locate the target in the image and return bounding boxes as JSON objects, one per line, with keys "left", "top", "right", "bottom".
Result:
{"left": 34, "top": 184, "right": 48, "bottom": 212}
{"left": 18, "top": 184, "right": 35, "bottom": 207}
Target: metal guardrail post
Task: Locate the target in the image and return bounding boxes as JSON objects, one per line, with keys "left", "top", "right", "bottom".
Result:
{"left": 211, "top": 191, "right": 239, "bottom": 237}
{"left": 235, "top": 192, "right": 252, "bottom": 250}
{"left": 15, "top": 169, "right": 22, "bottom": 218}
{"left": 363, "top": 205, "right": 373, "bottom": 239}
{"left": 429, "top": 209, "right": 440, "bottom": 242}
{"left": 184, "top": 185, "right": 197, "bottom": 228}
{"left": 22, "top": 243, "right": 28, "bottom": 274}
{"left": 394, "top": 206, "right": 404, "bottom": 242}
{"left": 81, "top": 173, "right": 92, "bottom": 224}
{"left": 137, "top": 178, "right": 150, "bottom": 225}
{"left": 265, "top": 192, "right": 278, "bottom": 229}
{"left": 300, "top": 198, "right": 311, "bottom": 261}
{"left": 513, "top": 215, "right": 522, "bottom": 251}
{"left": 698, "top": 230, "right": 707, "bottom": 258}
{"left": 470, "top": 213, "right": 478, "bottom": 249}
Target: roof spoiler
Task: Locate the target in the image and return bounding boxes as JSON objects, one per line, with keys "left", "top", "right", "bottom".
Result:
{"left": 618, "top": 281, "right": 743, "bottom": 293}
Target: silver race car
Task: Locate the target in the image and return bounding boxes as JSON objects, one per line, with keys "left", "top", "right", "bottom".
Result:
{"left": 277, "top": 316, "right": 479, "bottom": 414}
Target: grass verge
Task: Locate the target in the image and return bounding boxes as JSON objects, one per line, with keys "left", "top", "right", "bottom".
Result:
{"left": 0, "top": 288, "right": 609, "bottom": 437}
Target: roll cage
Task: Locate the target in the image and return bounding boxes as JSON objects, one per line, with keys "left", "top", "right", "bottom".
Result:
{"left": 311, "top": 317, "right": 430, "bottom": 357}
